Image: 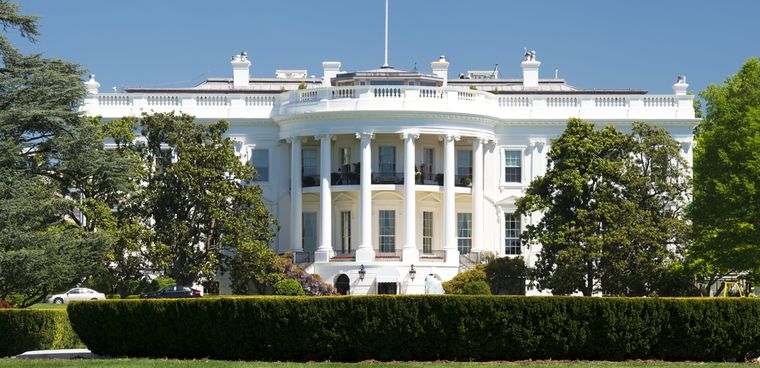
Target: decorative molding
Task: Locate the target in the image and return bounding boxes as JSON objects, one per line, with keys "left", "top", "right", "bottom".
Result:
{"left": 355, "top": 132, "right": 375, "bottom": 140}
{"left": 400, "top": 131, "right": 420, "bottom": 140}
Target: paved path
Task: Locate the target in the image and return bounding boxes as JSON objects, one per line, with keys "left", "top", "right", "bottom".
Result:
{"left": 15, "top": 348, "right": 104, "bottom": 359}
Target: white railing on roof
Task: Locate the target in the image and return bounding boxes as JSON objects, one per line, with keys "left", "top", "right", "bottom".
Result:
{"left": 81, "top": 86, "right": 695, "bottom": 121}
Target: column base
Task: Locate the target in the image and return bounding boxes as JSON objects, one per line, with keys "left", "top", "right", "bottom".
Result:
{"left": 355, "top": 247, "right": 375, "bottom": 263}
{"left": 314, "top": 249, "right": 333, "bottom": 263}
{"left": 402, "top": 247, "right": 419, "bottom": 263}
{"left": 445, "top": 248, "right": 460, "bottom": 264}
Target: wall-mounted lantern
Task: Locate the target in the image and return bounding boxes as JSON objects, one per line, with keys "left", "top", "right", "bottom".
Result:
{"left": 409, "top": 264, "right": 416, "bottom": 281}
{"left": 358, "top": 264, "right": 366, "bottom": 281}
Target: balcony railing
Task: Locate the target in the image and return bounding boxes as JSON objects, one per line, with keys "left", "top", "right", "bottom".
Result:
{"left": 331, "top": 249, "right": 356, "bottom": 261}
{"left": 420, "top": 250, "right": 446, "bottom": 262}
{"left": 372, "top": 172, "right": 404, "bottom": 184}
{"left": 375, "top": 248, "right": 402, "bottom": 260}
{"left": 331, "top": 172, "right": 360, "bottom": 185}
{"left": 302, "top": 174, "right": 320, "bottom": 187}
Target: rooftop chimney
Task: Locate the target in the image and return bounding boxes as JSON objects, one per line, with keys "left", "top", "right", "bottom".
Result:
{"left": 84, "top": 74, "right": 100, "bottom": 95}
{"left": 231, "top": 52, "right": 251, "bottom": 88}
{"left": 521, "top": 50, "right": 540, "bottom": 89}
{"left": 431, "top": 55, "right": 449, "bottom": 86}
{"left": 672, "top": 75, "right": 689, "bottom": 95}
{"left": 322, "top": 61, "right": 341, "bottom": 87}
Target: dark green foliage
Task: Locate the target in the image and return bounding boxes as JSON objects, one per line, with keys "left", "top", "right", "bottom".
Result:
{"left": 517, "top": 119, "right": 690, "bottom": 296}
{"left": 485, "top": 257, "right": 528, "bottom": 295}
{"left": 0, "top": 309, "right": 81, "bottom": 357}
{"left": 273, "top": 279, "right": 304, "bottom": 296}
{"left": 0, "top": 1, "right": 111, "bottom": 307}
{"left": 68, "top": 297, "right": 760, "bottom": 362}
{"left": 460, "top": 280, "right": 491, "bottom": 295}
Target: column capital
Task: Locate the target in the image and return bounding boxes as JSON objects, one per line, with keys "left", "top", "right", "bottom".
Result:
{"left": 356, "top": 132, "right": 375, "bottom": 140}
{"left": 529, "top": 139, "right": 547, "bottom": 151}
{"left": 439, "top": 134, "right": 460, "bottom": 142}
{"left": 285, "top": 136, "right": 304, "bottom": 144}
{"left": 678, "top": 140, "right": 695, "bottom": 153}
{"left": 400, "top": 131, "right": 420, "bottom": 140}
{"left": 314, "top": 134, "right": 335, "bottom": 141}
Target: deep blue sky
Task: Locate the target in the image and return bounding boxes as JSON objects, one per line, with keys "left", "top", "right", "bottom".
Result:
{"left": 9, "top": 0, "right": 760, "bottom": 94}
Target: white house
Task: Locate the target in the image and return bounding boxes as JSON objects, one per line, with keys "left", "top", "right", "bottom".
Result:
{"left": 80, "top": 51, "right": 698, "bottom": 295}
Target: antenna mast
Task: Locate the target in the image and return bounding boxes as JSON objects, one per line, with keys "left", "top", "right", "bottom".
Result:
{"left": 383, "top": 0, "right": 390, "bottom": 68}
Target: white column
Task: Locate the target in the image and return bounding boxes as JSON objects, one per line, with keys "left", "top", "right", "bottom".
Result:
{"left": 289, "top": 137, "right": 303, "bottom": 252}
{"left": 443, "top": 134, "right": 459, "bottom": 263}
{"left": 402, "top": 132, "right": 420, "bottom": 263}
{"left": 315, "top": 134, "right": 333, "bottom": 262}
{"left": 355, "top": 132, "right": 375, "bottom": 263}
{"left": 471, "top": 137, "right": 485, "bottom": 253}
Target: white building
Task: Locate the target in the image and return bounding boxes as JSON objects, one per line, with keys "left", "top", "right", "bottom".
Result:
{"left": 81, "top": 51, "right": 698, "bottom": 295}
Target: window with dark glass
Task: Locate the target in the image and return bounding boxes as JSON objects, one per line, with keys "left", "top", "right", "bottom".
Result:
{"left": 457, "top": 212, "right": 472, "bottom": 254}
{"left": 504, "top": 150, "right": 522, "bottom": 183}
{"left": 379, "top": 210, "right": 395, "bottom": 252}
{"left": 250, "top": 149, "right": 269, "bottom": 181}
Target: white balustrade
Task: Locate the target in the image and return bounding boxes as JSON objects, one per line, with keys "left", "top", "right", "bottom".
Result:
{"left": 81, "top": 85, "right": 694, "bottom": 123}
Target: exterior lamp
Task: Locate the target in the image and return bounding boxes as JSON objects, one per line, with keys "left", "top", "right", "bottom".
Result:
{"left": 409, "top": 264, "right": 416, "bottom": 281}
{"left": 358, "top": 264, "right": 366, "bottom": 281}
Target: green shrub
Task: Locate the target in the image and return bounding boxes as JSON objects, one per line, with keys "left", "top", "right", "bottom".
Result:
{"left": 0, "top": 310, "right": 82, "bottom": 357}
{"left": 273, "top": 279, "right": 305, "bottom": 296}
{"left": 485, "top": 256, "right": 528, "bottom": 295}
{"left": 442, "top": 264, "right": 486, "bottom": 294}
{"left": 68, "top": 297, "right": 760, "bottom": 362}
{"left": 461, "top": 280, "right": 491, "bottom": 295}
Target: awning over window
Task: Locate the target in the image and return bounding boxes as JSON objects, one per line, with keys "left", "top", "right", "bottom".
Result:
{"left": 375, "top": 268, "right": 400, "bottom": 283}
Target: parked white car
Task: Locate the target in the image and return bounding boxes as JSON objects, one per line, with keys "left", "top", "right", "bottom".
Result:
{"left": 48, "top": 288, "right": 106, "bottom": 304}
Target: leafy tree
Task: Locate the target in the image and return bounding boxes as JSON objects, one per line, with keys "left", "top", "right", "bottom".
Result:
{"left": 516, "top": 119, "right": 690, "bottom": 296}
{"left": 690, "top": 58, "right": 760, "bottom": 287}
{"left": 133, "top": 112, "right": 278, "bottom": 287}
{"left": 0, "top": 1, "right": 111, "bottom": 307}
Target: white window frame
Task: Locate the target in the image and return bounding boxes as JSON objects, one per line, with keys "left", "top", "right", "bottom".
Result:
{"left": 500, "top": 145, "right": 527, "bottom": 188}
{"left": 504, "top": 212, "right": 522, "bottom": 256}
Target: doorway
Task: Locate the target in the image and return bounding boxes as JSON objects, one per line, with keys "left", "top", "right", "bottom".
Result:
{"left": 377, "top": 282, "right": 398, "bottom": 295}
{"left": 335, "top": 274, "right": 350, "bottom": 295}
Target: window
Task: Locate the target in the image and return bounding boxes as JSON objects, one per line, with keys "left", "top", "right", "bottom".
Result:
{"left": 379, "top": 146, "right": 396, "bottom": 173}
{"left": 422, "top": 211, "right": 433, "bottom": 254}
{"left": 505, "top": 213, "right": 521, "bottom": 255}
{"left": 302, "top": 149, "right": 318, "bottom": 186}
{"left": 422, "top": 148, "right": 434, "bottom": 181}
{"left": 302, "top": 212, "right": 317, "bottom": 252}
{"left": 379, "top": 210, "right": 395, "bottom": 252}
{"left": 457, "top": 212, "right": 472, "bottom": 254}
{"left": 340, "top": 147, "right": 351, "bottom": 166}
{"left": 456, "top": 149, "right": 472, "bottom": 177}
{"left": 340, "top": 211, "right": 351, "bottom": 253}
{"left": 504, "top": 150, "right": 522, "bottom": 183}
{"left": 250, "top": 149, "right": 269, "bottom": 182}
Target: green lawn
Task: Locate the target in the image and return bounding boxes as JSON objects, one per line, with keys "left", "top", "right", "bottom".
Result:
{"left": 0, "top": 360, "right": 752, "bottom": 368}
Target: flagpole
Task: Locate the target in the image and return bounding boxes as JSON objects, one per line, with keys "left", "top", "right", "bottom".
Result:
{"left": 383, "top": 0, "right": 389, "bottom": 68}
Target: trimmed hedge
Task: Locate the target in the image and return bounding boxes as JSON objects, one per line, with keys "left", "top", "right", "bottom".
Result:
{"left": 0, "top": 309, "right": 82, "bottom": 357}
{"left": 68, "top": 296, "right": 760, "bottom": 362}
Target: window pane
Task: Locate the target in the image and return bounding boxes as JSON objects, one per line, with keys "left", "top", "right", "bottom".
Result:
{"left": 302, "top": 149, "right": 317, "bottom": 176}
{"left": 341, "top": 211, "right": 351, "bottom": 253}
{"left": 379, "top": 147, "right": 396, "bottom": 173}
{"left": 505, "top": 213, "right": 521, "bottom": 255}
{"left": 251, "top": 149, "right": 269, "bottom": 182}
{"left": 457, "top": 212, "right": 472, "bottom": 253}
{"left": 303, "top": 212, "right": 317, "bottom": 252}
{"left": 423, "top": 211, "right": 433, "bottom": 254}
{"left": 504, "top": 150, "right": 522, "bottom": 183}
{"left": 457, "top": 150, "right": 472, "bottom": 176}
{"left": 379, "top": 210, "right": 395, "bottom": 252}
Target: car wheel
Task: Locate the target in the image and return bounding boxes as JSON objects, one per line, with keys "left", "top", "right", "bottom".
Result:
{"left": 53, "top": 298, "right": 64, "bottom": 304}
